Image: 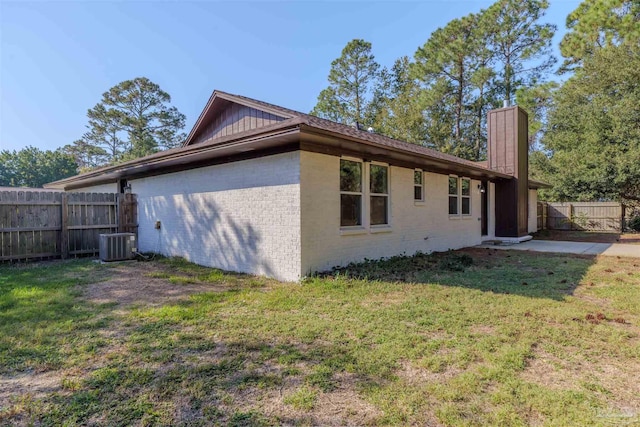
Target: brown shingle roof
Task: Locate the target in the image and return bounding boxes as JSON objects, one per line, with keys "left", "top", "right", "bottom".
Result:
{"left": 208, "top": 90, "right": 497, "bottom": 174}
{"left": 48, "top": 89, "right": 550, "bottom": 190}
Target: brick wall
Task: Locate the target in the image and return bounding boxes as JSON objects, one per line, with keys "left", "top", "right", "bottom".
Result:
{"left": 129, "top": 152, "right": 302, "bottom": 281}
{"left": 67, "top": 150, "right": 515, "bottom": 281}
{"left": 300, "top": 151, "right": 484, "bottom": 275}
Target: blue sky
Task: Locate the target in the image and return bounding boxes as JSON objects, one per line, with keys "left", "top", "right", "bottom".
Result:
{"left": 0, "top": 0, "right": 579, "bottom": 152}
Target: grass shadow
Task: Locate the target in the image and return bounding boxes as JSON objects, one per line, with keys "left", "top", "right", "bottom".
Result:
{"left": 3, "top": 252, "right": 639, "bottom": 426}
{"left": 0, "top": 259, "right": 113, "bottom": 374}
{"left": 323, "top": 248, "right": 595, "bottom": 301}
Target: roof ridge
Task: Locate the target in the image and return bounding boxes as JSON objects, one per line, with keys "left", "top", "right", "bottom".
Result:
{"left": 214, "top": 90, "right": 308, "bottom": 120}
{"left": 187, "top": 89, "right": 500, "bottom": 173}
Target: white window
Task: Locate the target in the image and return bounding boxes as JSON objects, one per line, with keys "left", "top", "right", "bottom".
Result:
{"left": 449, "top": 176, "right": 472, "bottom": 216}
{"left": 414, "top": 170, "right": 424, "bottom": 202}
{"left": 448, "top": 176, "right": 458, "bottom": 215}
{"left": 370, "top": 164, "right": 389, "bottom": 225}
{"left": 461, "top": 178, "right": 471, "bottom": 215}
{"left": 340, "top": 159, "right": 363, "bottom": 226}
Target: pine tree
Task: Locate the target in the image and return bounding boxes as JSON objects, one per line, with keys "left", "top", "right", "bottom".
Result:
{"left": 560, "top": 0, "right": 640, "bottom": 72}
{"left": 482, "top": 0, "right": 556, "bottom": 104}
{"left": 541, "top": 44, "right": 640, "bottom": 203}
{"left": 311, "top": 39, "right": 380, "bottom": 125}
{"left": 69, "top": 77, "right": 186, "bottom": 167}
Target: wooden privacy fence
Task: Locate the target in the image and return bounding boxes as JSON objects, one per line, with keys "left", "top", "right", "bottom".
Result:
{"left": 537, "top": 201, "right": 627, "bottom": 232}
{"left": 0, "top": 190, "right": 137, "bottom": 261}
{"left": 537, "top": 202, "right": 547, "bottom": 231}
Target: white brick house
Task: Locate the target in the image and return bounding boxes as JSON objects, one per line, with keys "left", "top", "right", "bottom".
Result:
{"left": 47, "top": 91, "right": 547, "bottom": 281}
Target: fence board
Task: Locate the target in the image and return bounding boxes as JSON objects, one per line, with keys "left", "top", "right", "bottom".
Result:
{"left": 0, "top": 190, "right": 137, "bottom": 261}
{"left": 539, "top": 201, "right": 628, "bottom": 232}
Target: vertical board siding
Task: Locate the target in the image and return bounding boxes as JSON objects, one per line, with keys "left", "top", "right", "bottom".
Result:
{"left": 192, "top": 103, "right": 285, "bottom": 144}
{"left": 0, "top": 191, "right": 137, "bottom": 261}
{"left": 488, "top": 107, "right": 529, "bottom": 237}
{"left": 541, "top": 202, "right": 626, "bottom": 231}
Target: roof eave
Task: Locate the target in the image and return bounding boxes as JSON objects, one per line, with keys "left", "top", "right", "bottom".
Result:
{"left": 46, "top": 122, "right": 303, "bottom": 190}
{"left": 528, "top": 180, "right": 552, "bottom": 189}
{"left": 298, "top": 124, "right": 513, "bottom": 181}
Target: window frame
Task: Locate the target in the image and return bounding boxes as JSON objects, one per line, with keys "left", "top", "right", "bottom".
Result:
{"left": 448, "top": 175, "right": 459, "bottom": 216}
{"left": 369, "top": 161, "right": 390, "bottom": 227}
{"left": 461, "top": 177, "right": 471, "bottom": 216}
{"left": 339, "top": 158, "right": 364, "bottom": 229}
{"left": 339, "top": 158, "right": 392, "bottom": 234}
{"left": 414, "top": 169, "right": 424, "bottom": 203}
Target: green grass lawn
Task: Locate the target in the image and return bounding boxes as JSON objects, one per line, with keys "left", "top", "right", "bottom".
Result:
{"left": 1, "top": 250, "right": 639, "bottom": 426}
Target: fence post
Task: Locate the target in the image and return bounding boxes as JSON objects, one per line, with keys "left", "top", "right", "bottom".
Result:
{"left": 116, "top": 193, "right": 129, "bottom": 233}
{"left": 568, "top": 203, "right": 574, "bottom": 230}
{"left": 621, "top": 204, "right": 626, "bottom": 232}
{"left": 115, "top": 193, "right": 121, "bottom": 232}
{"left": 60, "top": 193, "right": 69, "bottom": 259}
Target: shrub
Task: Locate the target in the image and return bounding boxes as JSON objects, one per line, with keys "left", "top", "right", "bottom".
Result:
{"left": 629, "top": 215, "right": 640, "bottom": 232}
{"left": 323, "top": 251, "right": 474, "bottom": 281}
{"left": 437, "top": 253, "right": 473, "bottom": 271}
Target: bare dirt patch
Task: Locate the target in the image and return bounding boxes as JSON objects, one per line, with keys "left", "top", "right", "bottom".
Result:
{"left": 302, "top": 372, "right": 385, "bottom": 426}
{"left": 619, "top": 234, "right": 640, "bottom": 244}
{"left": 83, "top": 261, "right": 227, "bottom": 308}
{"left": 360, "top": 291, "right": 408, "bottom": 308}
{"left": 241, "top": 371, "right": 384, "bottom": 427}
{"left": 469, "top": 324, "right": 497, "bottom": 335}
{"left": 397, "top": 359, "right": 463, "bottom": 385}
{"left": 463, "top": 247, "right": 594, "bottom": 262}
{"left": 1, "top": 260, "right": 234, "bottom": 416}
{"left": 521, "top": 348, "right": 640, "bottom": 414}
{"left": 0, "top": 371, "right": 65, "bottom": 405}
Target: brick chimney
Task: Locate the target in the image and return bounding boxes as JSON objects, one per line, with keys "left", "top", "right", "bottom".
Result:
{"left": 487, "top": 106, "right": 529, "bottom": 238}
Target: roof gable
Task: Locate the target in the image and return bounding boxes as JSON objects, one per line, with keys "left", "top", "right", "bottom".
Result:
{"left": 184, "top": 91, "right": 295, "bottom": 146}
{"left": 47, "top": 89, "right": 533, "bottom": 190}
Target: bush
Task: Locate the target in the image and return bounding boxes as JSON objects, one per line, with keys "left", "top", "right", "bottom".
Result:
{"left": 437, "top": 253, "right": 473, "bottom": 271}
{"left": 323, "top": 251, "right": 474, "bottom": 281}
{"left": 629, "top": 215, "right": 640, "bottom": 232}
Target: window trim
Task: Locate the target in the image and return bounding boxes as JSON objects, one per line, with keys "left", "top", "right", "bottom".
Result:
{"left": 339, "top": 158, "right": 364, "bottom": 229}
{"left": 369, "top": 161, "right": 390, "bottom": 227}
{"left": 339, "top": 158, "right": 392, "bottom": 233}
{"left": 448, "top": 175, "right": 459, "bottom": 216}
{"left": 414, "top": 169, "right": 424, "bottom": 204}
{"left": 461, "top": 177, "right": 471, "bottom": 216}
{"left": 448, "top": 176, "right": 473, "bottom": 218}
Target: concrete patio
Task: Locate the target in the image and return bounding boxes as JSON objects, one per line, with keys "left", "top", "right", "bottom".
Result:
{"left": 478, "top": 240, "right": 640, "bottom": 258}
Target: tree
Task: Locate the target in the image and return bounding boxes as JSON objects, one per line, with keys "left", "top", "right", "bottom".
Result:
{"left": 63, "top": 139, "right": 108, "bottom": 172}
{"left": 468, "top": 46, "right": 498, "bottom": 161}
{"left": 560, "top": 0, "right": 640, "bottom": 72}
{"left": 515, "top": 81, "right": 558, "bottom": 149}
{"left": 482, "top": 0, "right": 556, "bottom": 104}
{"left": 0, "top": 147, "right": 78, "bottom": 188}
{"left": 312, "top": 87, "right": 348, "bottom": 123}
{"left": 69, "top": 77, "right": 186, "bottom": 167}
{"left": 414, "top": 15, "right": 479, "bottom": 145}
{"left": 540, "top": 44, "right": 640, "bottom": 203}
{"left": 412, "top": 12, "right": 500, "bottom": 160}
{"left": 368, "top": 57, "right": 425, "bottom": 144}
{"left": 311, "top": 39, "right": 380, "bottom": 125}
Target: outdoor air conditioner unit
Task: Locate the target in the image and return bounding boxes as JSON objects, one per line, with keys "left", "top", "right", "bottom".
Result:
{"left": 99, "top": 233, "right": 136, "bottom": 262}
